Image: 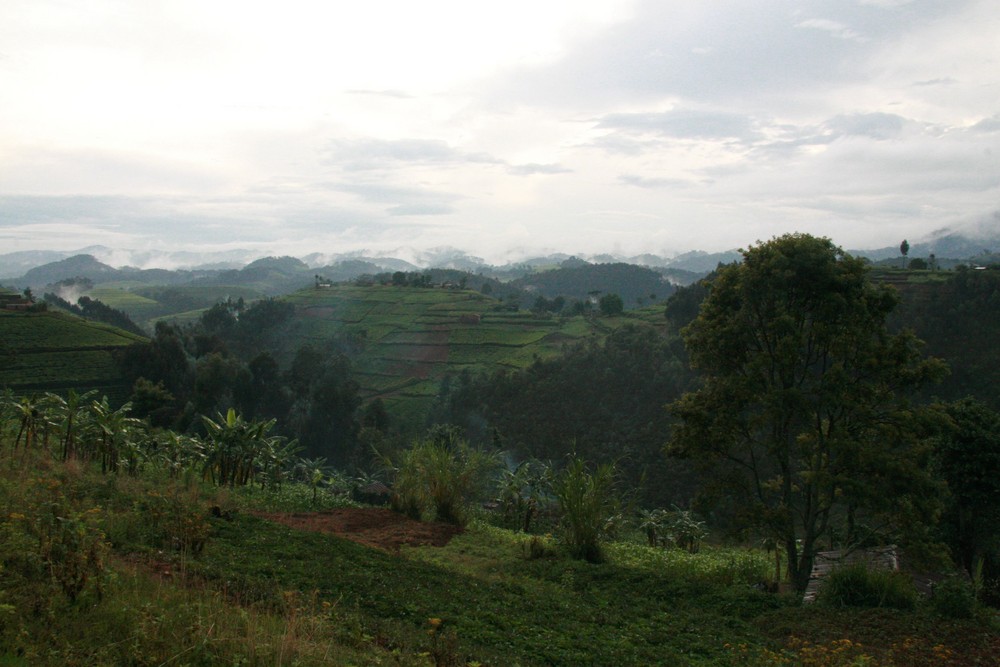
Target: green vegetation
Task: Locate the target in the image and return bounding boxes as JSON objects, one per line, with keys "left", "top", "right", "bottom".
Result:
{"left": 670, "top": 234, "right": 946, "bottom": 593}
{"left": 5, "top": 241, "right": 1000, "bottom": 665}
{"left": 2, "top": 359, "right": 999, "bottom": 665}
{"left": 269, "top": 284, "right": 654, "bottom": 423}
{"left": 0, "top": 448, "right": 996, "bottom": 666}
{"left": 382, "top": 429, "right": 498, "bottom": 525}
{"left": 816, "top": 563, "right": 919, "bottom": 610}
{"left": 551, "top": 457, "right": 619, "bottom": 563}
{"left": 0, "top": 310, "right": 144, "bottom": 399}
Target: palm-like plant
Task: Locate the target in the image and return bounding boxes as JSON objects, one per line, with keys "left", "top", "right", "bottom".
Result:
{"left": 293, "top": 457, "right": 329, "bottom": 505}
{"left": 638, "top": 508, "right": 668, "bottom": 547}
{"left": 11, "top": 394, "right": 46, "bottom": 458}
{"left": 388, "top": 436, "right": 498, "bottom": 525}
{"left": 44, "top": 389, "right": 97, "bottom": 461}
{"left": 151, "top": 430, "right": 206, "bottom": 478}
{"left": 201, "top": 408, "right": 295, "bottom": 487}
{"left": 87, "top": 397, "right": 145, "bottom": 474}
{"left": 497, "top": 460, "right": 551, "bottom": 532}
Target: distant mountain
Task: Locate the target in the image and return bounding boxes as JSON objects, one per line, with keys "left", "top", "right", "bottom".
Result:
{"left": 18, "top": 254, "right": 209, "bottom": 290}
{"left": 7, "top": 221, "right": 1000, "bottom": 289}
{"left": 0, "top": 250, "right": 70, "bottom": 278}
{"left": 852, "top": 216, "right": 1000, "bottom": 262}
{"left": 244, "top": 256, "right": 310, "bottom": 272}
{"left": 22, "top": 254, "right": 120, "bottom": 286}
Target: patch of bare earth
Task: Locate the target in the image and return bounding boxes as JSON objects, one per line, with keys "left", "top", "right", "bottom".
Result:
{"left": 252, "top": 508, "right": 463, "bottom": 553}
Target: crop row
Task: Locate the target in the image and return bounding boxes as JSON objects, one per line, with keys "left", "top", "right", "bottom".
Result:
{"left": 0, "top": 350, "right": 124, "bottom": 387}
{"left": 0, "top": 312, "right": 145, "bottom": 350}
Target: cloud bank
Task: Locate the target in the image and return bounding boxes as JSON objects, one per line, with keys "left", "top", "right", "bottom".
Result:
{"left": 0, "top": 0, "right": 997, "bottom": 263}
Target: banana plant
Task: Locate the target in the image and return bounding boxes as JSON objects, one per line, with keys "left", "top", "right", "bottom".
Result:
{"left": 201, "top": 408, "right": 295, "bottom": 487}
{"left": 44, "top": 389, "right": 97, "bottom": 461}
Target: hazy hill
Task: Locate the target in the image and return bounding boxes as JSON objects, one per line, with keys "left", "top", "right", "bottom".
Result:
{"left": 22, "top": 254, "right": 120, "bottom": 286}
{"left": 511, "top": 262, "right": 676, "bottom": 308}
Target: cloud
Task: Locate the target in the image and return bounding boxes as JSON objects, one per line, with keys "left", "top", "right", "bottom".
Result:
{"left": 387, "top": 203, "right": 455, "bottom": 216}
{"left": 506, "top": 163, "right": 572, "bottom": 175}
{"left": 323, "top": 137, "right": 500, "bottom": 171}
{"left": 823, "top": 113, "right": 907, "bottom": 140}
{"left": 618, "top": 174, "right": 691, "bottom": 189}
{"left": 1, "top": 0, "right": 996, "bottom": 261}
{"left": 344, "top": 89, "right": 414, "bottom": 99}
{"left": 911, "top": 77, "right": 958, "bottom": 87}
{"left": 597, "top": 109, "right": 760, "bottom": 142}
{"left": 795, "top": 19, "right": 865, "bottom": 42}
{"left": 970, "top": 116, "right": 1000, "bottom": 133}
{"left": 329, "top": 182, "right": 460, "bottom": 217}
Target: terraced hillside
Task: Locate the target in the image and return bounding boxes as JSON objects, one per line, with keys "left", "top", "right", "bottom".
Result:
{"left": 279, "top": 285, "right": 663, "bottom": 422}
{"left": 0, "top": 310, "right": 146, "bottom": 401}
{"left": 88, "top": 283, "right": 267, "bottom": 331}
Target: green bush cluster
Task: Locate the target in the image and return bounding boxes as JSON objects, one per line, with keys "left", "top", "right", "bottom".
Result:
{"left": 816, "top": 563, "right": 918, "bottom": 610}
{"left": 387, "top": 432, "right": 498, "bottom": 526}
{"left": 927, "top": 576, "right": 979, "bottom": 619}
{"left": 551, "top": 457, "right": 619, "bottom": 563}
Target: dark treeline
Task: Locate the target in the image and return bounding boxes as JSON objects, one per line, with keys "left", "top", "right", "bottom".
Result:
{"left": 432, "top": 323, "right": 699, "bottom": 508}
{"left": 43, "top": 292, "right": 146, "bottom": 337}
{"left": 889, "top": 266, "right": 1000, "bottom": 412}
{"left": 510, "top": 262, "right": 675, "bottom": 309}
{"left": 113, "top": 298, "right": 371, "bottom": 468}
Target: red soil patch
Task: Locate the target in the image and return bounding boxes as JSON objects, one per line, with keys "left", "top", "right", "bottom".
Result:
{"left": 253, "top": 508, "right": 463, "bottom": 553}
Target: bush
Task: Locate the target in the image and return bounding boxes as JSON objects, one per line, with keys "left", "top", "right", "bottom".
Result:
{"left": 552, "top": 457, "right": 618, "bottom": 563}
{"left": 387, "top": 433, "right": 498, "bottom": 525}
{"left": 927, "top": 576, "right": 978, "bottom": 619}
{"left": 816, "top": 563, "right": 917, "bottom": 610}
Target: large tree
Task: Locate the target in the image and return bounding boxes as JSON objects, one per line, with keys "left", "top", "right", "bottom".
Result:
{"left": 933, "top": 398, "right": 1000, "bottom": 582}
{"left": 669, "top": 234, "right": 946, "bottom": 592}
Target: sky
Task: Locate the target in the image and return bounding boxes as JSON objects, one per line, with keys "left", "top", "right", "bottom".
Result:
{"left": 1, "top": 0, "right": 998, "bottom": 265}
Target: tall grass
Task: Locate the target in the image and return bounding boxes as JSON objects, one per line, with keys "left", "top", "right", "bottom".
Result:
{"left": 816, "top": 563, "right": 918, "bottom": 610}
{"left": 551, "top": 457, "right": 618, "bottom": 563}
{"left": 388, "top": 434, "right": 498, "bottom": 525}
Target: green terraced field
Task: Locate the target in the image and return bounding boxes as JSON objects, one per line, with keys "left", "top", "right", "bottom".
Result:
{"left": 274, "top": 285, "right": 663, "bottom": 424}
{"left": 0, "top": 310, "right": 145, "bottom": 399}
{"left": 0, "top": 311, "right": 145, "bottom": 349}
{"left": 92, "top": 284, "right": 267, "bottom": 330}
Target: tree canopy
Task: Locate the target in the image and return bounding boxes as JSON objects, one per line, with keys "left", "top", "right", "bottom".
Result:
{"left": 669, "top": 234, "right": 946, "bottom": 592}
{"left": 933, "top": 397, "right": 1000, "bottom": 590}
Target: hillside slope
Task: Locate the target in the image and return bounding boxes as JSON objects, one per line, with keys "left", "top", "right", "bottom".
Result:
{"left": 0, "top": 310, "right": 146, "bottom": 400}
{"left": 273, "top": 285, "right": 664, "bottom": 422}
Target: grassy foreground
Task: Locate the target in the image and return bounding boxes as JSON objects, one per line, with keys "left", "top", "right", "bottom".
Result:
{"left": 1, "top": 455, "right": 997, "bottom": 666}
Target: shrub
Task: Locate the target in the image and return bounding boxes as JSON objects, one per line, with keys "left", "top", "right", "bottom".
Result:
{"left": 552, "top": 457, "right": 618, "bottom": 563}
{"left": 927, "top": 576, "right": 978, "bottom": 619}
{"left": 521, "top": 535, "right": 557, "bottom": 560}
{"left": 388, "top": 434, "right": 498, "bottom": 525}
{"left": 816, "top": 563, "right": 917, "bottom": 610}
{"left": 665, "top": 508, "right": 707, "bottom": 553}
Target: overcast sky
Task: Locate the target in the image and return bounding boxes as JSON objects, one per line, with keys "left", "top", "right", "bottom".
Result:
{"left": 1, "top": 0, "right": 998, "bottom": 264}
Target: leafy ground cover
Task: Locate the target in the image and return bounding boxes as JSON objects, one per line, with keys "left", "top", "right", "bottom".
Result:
{"left": 0, "top": 453, "right": 997, "bottom": 666}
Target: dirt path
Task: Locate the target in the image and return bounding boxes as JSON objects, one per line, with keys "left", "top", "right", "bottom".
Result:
{"left": 252, "top": 507, "right": 463, "bottom": 553}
